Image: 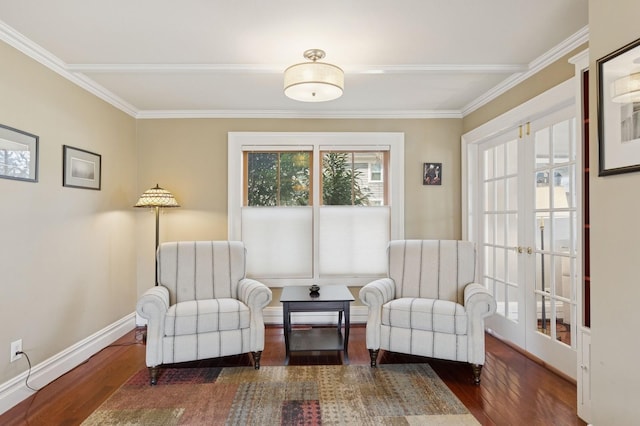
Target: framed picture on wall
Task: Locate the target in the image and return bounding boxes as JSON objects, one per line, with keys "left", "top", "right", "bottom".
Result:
{"left": 63, "top": 145, "right": 101, "bottom": 190}
{"left": 0, "top": 123, "right": 39, "bottom": 183}
{"left": 597, "top": 36, "right": 640, "bottom": 176}
{"left": 423, "top": 162, "right": 442, "bottom": 185}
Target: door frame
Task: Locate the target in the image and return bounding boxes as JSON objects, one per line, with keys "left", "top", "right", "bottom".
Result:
{"left": 462, "top": 78, "right": 581, "bottom": 380}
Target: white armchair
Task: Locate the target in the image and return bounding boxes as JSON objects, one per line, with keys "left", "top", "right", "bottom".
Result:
{"left": 359, "top": 240, "right": 496, "bottom": 384}
{"left": 136, "top": 241, "right": 272, "bottom": 385}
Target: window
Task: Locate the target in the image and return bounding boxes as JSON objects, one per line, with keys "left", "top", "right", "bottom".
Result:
{"left": 369, "top": 155, "right": 384, "bottom": 183}
{"left": 321, "top": 151, "right": 387, "bottom": 206}
{"left": 229, "top": 132, "right": 404, "bottom": 287}
{"left": 245, "top": 151, "right": 311, "bottom": 206}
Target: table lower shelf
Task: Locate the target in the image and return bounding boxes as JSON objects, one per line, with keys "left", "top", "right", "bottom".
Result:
{"left": 288, "top": 328, "right": 345, "bottom": 352}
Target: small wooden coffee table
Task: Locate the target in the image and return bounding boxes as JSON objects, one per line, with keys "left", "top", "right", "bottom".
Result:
{"left": 280, "top": 285, "right": 355, "bottom": 365}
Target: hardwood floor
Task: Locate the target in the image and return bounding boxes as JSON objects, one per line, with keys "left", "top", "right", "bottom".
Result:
{"left": 0, "top": 325, "right": 586, "bottom": 425}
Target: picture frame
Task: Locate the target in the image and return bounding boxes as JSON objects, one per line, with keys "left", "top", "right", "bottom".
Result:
{"left": 597, "top": 37, "right": 640, "bottom": 176}
{"left": 0, "top": 123, "right": 39, "bottom": 183}
{"left": 423, "top": 162, "right": 442, "bottom": 185}
{"left": 63, "top": 145, "right": 101, "bottom": 190}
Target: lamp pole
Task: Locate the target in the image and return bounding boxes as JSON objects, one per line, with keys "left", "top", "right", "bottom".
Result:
{"left": 134, "top": 184, "right": 180, "bottom": 287}
{"left": 540, "top": 219, "right": 546, "bottom": 334}
{"left": 154, "top": 206, "right": 160, "bottom": 285}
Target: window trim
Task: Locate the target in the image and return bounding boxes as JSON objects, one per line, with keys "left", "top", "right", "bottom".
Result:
{"left": 228, "top": 132, "right": 405, "bottom": 286}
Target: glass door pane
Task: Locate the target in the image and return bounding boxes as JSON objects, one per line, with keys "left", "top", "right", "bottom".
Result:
{"left": 481, "top": 136, "right": 521, "bottom": 331}
{"left": 532, "top": 112, "right": 577, "bottom": 348}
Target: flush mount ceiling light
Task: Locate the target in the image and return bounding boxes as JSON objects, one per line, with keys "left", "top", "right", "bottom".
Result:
{"left": 284, "top": 49, "right": 344, "bottom": 102}
{"left": 611, "top": 72, "right": 640, "bottom": 103}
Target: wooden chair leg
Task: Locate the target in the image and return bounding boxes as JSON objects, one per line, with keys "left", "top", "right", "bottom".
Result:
{"left": 149, "top": 366, "right": 159, "bottom": 386}
{"left": 471, "top": 364, "right": 482, "bottom": 385}
{"left": 368, "top": 349, "right": 379, "bottom": 367}
{"left": 252, "top": 351, "right": 262, "bottom": 369}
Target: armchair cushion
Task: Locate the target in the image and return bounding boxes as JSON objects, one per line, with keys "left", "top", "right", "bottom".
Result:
{"left": 382, "top": 298, "right": 467, "bottom": 335}
{"left": 164, "top": 299, "right": 251, "bottom": 336}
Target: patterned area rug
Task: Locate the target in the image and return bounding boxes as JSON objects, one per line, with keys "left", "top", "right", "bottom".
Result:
{"left": 82, "top": 363, "right": 479, "bottom": 425}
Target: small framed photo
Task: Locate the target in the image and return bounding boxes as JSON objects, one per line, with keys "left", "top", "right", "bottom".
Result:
{"left": 597, "top": 36, "right": 640, "bottom": 176}
{"left": 0, "top": 123, "right": 39, "bottom": 183}
{"left": 63, "top": 145, "right": 101, "bottom": 190}
{"left": 423, "top": 162, "right": 442, "bottom": 185}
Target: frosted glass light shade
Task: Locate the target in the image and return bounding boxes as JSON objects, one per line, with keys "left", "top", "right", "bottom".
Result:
{"left": 611, "top": 72, "right": 640, "bottom": 103}
{"left": 134, "top": 184, "right": 180, "bottom": 208}
{"left": 284, "top": 62, "right": 344, "bottom": 102}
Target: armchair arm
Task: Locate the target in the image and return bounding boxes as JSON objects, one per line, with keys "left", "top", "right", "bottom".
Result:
{"left": 238, "top": 278, "right": 272, "bottom": 311}
{"left": 464, "top": 283, "right": 497, "bottom": 318}
{"left": 463, "top": 283, "right": 497, "bottom": 364}
{"left": 136, "top": 285, "right": 170, "bottom": 367}
{"left": 359, "top": 278, "right": 395, "bottom": 308}
{"left": 359, "top": 278, "right": 396, "bottom": 350}
{"left": 238, "top": 278, "right": 273, "bottom": 351}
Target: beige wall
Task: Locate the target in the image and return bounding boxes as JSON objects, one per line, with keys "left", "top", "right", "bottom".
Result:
{"left": 0, "top": 41, "right": 137, "bottom": 384}
{"left": 588, "top": 0, "right": 640, "bottom": 423}
{"left": 135, "top": 118, "right": 463, "bottom": 305}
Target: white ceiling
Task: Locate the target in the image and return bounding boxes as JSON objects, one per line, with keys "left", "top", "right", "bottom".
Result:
{"left": 0, "top": 1, "right": 588, "bottom": 119}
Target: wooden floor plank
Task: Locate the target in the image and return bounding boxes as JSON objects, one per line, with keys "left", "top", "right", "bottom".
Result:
{"left": 0, "top": 325, "right": 586, "bottom": 425}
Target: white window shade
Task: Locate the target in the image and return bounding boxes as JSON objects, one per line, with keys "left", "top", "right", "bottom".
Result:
{"left": 319, "top": 206, "right": 390, "bottom": 276}
{"left": 242, "top": 207, "right": 313, "bottom": 278}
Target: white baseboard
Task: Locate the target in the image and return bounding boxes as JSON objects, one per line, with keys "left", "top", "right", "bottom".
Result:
{"left": 0, "top": 313, "right": 136, "bottom": 415}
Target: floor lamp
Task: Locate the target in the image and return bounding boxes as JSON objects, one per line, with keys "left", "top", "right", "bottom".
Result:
{"left": 135, "top": 184, "right": 180, "bottom": 285}
{"left": 536, "top": 185, "right": 569, "bottom": 334}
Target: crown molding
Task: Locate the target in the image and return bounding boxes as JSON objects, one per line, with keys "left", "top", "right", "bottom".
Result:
{"left": 1, "top": 18, "right": 587, "bottom": 121}
{"left": 66, "top": 63, "right": 286, "bottom": 73}
{"left": 0, "top": 19, "right": 139, "bottom": 117}
{"left": 350, "top": 64, "right": 527, "bottom": 74}
{"left": 461, "top": 25, "right": 589, "bottom": 116}
{"left": 67, "top": 62, "right": 527, "bottom": 75}
{"left": 135, "top": 109, "right": 463, "bottom": 119}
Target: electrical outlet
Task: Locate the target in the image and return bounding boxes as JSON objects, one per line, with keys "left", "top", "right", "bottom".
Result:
{"left": 10, "top": 339, "right": 22, "bottom": 363}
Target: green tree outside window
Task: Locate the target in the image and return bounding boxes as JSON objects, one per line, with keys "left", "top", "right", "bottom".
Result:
{"left": 322, "top": 152, "right": 370, "bottom": 206}
{"left": 247, "top": 152, "right": 310, "bottom": 206}
{"left": 246, "top": 151, "right": 373, "bottom": 207}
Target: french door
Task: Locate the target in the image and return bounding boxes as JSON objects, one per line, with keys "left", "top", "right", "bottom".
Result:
{"left": 478, "top": 103, "right": 578, "bottom": 378}
{"left": 480, "top": 130, "right": 526, "bottom": 347}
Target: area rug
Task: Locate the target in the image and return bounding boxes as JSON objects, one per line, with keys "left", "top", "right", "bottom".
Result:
{"left": 82, "top": 363, "right": 479, "bottom": 425}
